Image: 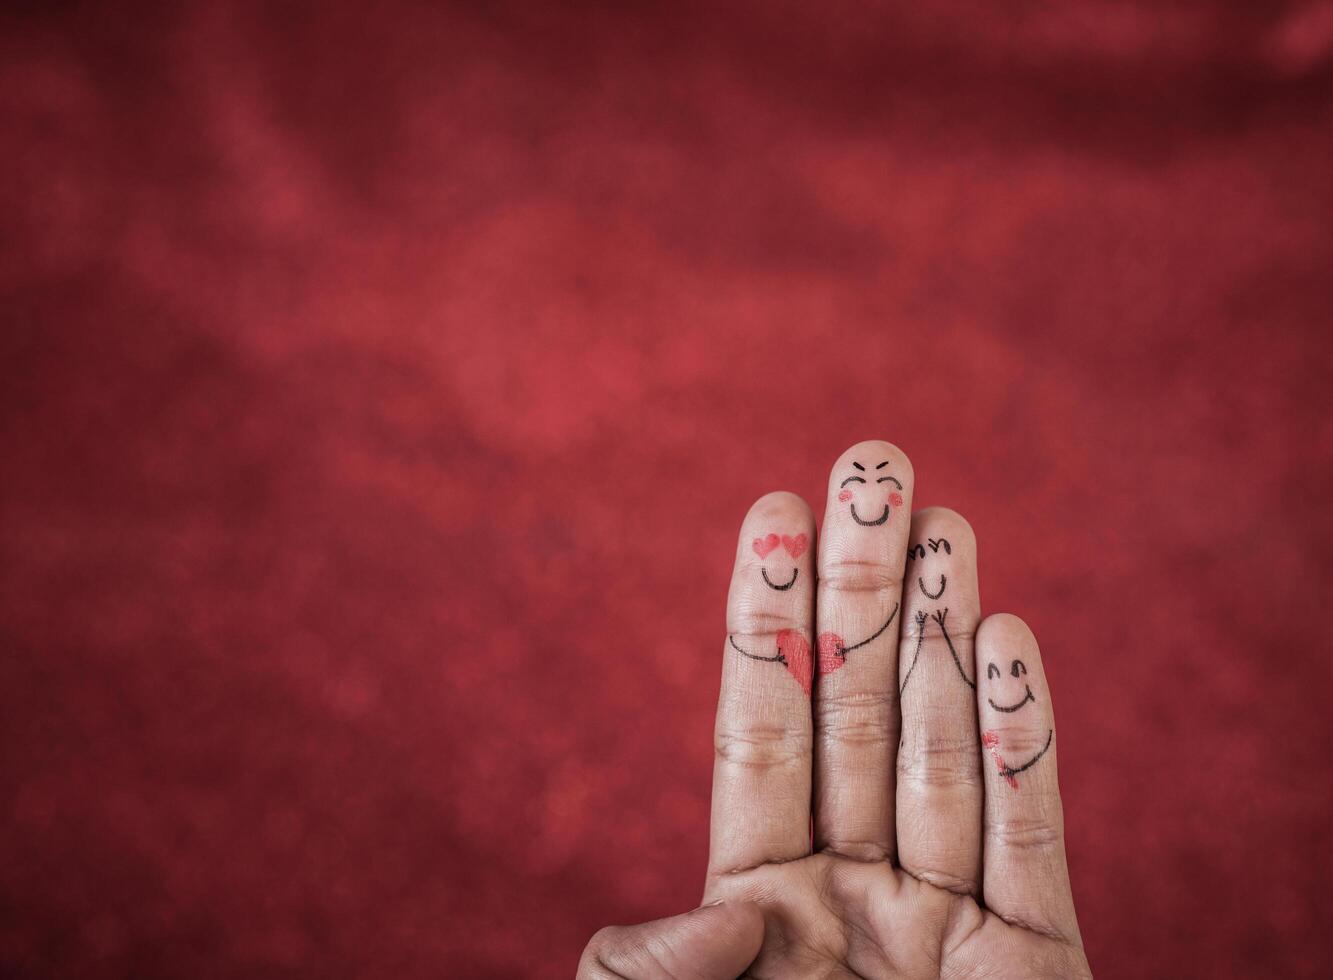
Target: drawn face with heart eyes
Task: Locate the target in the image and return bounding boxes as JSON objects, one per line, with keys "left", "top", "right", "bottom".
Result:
{"left": 986, "top": 657, "right": 1035, "bottom": 713}
{"left": 752, "top": 532, "right": 807, "bottom": 590}
{"left": 836, "top": 459, "right": 903, "bottom": 527}
{"left": 906, "top": 537, "right": 951, "bottom": 600}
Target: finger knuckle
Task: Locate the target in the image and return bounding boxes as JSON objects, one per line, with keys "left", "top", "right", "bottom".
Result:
{"left": 898, "top": 735, "right": 983, "bottom": 788}
{"left": 820, "top": 560, "right": 903, "bottom": 594}
{"left": 817, "top": 690, "right": 895, "bottom": 747}
{"left": 990, "top": 815, "right": 1063, "bottom": 853}
{"left": 714, "top": 725, "right": 807, "bottom": 770}
{"left": 579, "top": 928, "right": 635, "bottom": 979}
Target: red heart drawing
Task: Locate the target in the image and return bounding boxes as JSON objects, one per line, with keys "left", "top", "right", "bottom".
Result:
{"left": 776, "top": 629, "right": 812, "bottom": 695}
{"left": 781, "top": 533, "right": 807, "bottom": 559}
{"left": 817, "top": 632, "right": 847, "bottom": 676}
{"left": 752, "top": 533, "right": 780, "bottom": 559}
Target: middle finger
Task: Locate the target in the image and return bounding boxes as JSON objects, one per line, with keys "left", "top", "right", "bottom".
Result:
{"left": 813, "top": 439, "right": 914, "bottom": 861}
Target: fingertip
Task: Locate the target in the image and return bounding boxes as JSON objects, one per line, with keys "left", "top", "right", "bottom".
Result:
{"left": 827, "top": 439, "right": 914, "bottom": 487}
{"left": 908, "top": 507, "right": 977, "bottom": 548}
{"left": 820, "top": 441, "right": 914, "bottom": 550}
{"left": 977, "top": 613, "right": 1048, "bottom": 708}
{"left": 745, "top": 490, "right": 814, "bottom": 523}
{"left": 977, "top": 613, "right": 1038, "bottom": 659}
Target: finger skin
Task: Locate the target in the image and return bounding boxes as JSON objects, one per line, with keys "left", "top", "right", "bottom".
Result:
{"left": 896, "top": 508, "right": 984, "bottom": 894}
{"left": 813, "top": 440, "right": 914, "bottom": 861}
{"left": 975, "top": 614, "right": 1082, "bottom": 945}
{"left": 708, "top": 491, "right": 816, "bottom": 877}
{"left": 577, "top": 901, "right": 765, "bottom": 979}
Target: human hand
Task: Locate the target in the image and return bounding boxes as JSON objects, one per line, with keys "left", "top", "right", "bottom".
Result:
{"left": 580, "top": 441, "right": 1090, "bottom": 978}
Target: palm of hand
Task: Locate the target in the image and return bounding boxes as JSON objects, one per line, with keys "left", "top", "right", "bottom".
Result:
{"left": 710, "top": 854, "right": 1086, "bottom": 977}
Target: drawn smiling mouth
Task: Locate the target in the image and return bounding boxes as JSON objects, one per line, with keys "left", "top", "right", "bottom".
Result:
{"left": 988, "top": 686, "right": 1035, "bottom": 712}
{"left": 850, "top": 503, "right": 890, "bottom": 526}
{"left": 760, "top": 567, "right": 799, "bottom": 591}
{"left": 919, "top": 575, "right": 946, "bottom": 599}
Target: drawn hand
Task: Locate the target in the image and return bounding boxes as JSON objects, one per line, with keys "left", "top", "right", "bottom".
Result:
{"left": 579, "top": 441, "right": 1089, "bottom": 978}
{"left": 914, "top": 608, "right": 928, "bottom": 631}
{"left": 931, "top": 607, "right": 948, "bottom": 628}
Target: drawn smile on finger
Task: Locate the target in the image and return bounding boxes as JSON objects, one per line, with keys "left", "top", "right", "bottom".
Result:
{"left": 982, "top": 727, "right": 1054, "bottom": 789}
{"left": 838, "top": 461, "right": 902, "bottom": 527}
{"left": 918, "top": 574, "right": 946, "bottom": 599}
{"left": 988, "top": 686, "right": 1035, "bottom": 712}
{"left": 985, "top": 659, "right": 1035, "bottom": 713}
{"left": 850, "top": 503, "right": 890, "bottom": 526}
{"left": 761, "top": 567, "right": 799, "bottom": 591}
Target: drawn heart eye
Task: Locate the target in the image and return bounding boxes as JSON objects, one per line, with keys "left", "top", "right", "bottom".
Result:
{"left": 781, "top": 533, "right": 807, "bottom": 559}
{"left": 752, "top": 534, "right": 780, "bottom": 559}
{"left": 1010, "top": 659, "right": 1027, "bottom": 677}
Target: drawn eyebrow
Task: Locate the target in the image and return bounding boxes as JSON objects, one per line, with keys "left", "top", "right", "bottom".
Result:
{"left": 840, "top": 476, "right": 867, "bottom": 487}
{"left": 875, "top": 461, "right": 890, "bottom": 469}
{"left": 876, "top": 475, "right": 903, "bottom": 488}
{"left": 852, "top": 461, "right": 865, "bottom": 471}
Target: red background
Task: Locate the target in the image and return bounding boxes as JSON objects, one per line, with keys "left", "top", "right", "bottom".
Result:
{"left": 4, "top": 2, "right": 1333, "bottom": 977}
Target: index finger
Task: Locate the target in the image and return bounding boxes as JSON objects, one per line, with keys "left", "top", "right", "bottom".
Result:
{"left": 707, "top": 491, "right": 816, "bottom": 879}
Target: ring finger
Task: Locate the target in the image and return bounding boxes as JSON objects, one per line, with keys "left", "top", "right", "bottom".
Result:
{"left": 895, "top": 508, "right": 984, "bottom": 894}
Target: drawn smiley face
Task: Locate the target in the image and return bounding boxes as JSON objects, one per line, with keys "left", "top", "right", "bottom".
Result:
{"left": 985, "top": 657, "right": 1035, "bottom": 712}
{"left": 905, "top": 537, "right": 950, "bottom": 600}
{"left": 836, "top": 460, "right": 903, "bottom": 526}
{"left": 752, "top": 532, "right": 807, "bottom": 591}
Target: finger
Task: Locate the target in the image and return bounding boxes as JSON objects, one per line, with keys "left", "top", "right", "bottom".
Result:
{"left": 896, "top": 508, "right": 984, "bottom": 894}
{"left": 813, "top": 440, "right": 913, "bottom": 861}
{"left": 708, "top": 491, "right": 816, "bottom": 877}
{"left": 577, "top": 901, "right": 765, "bottom": 980}
{"left": 976, "top": 614, "right": 1081, "bottom": 944}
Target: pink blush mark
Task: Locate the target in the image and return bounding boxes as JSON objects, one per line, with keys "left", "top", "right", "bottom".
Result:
{"left": 981, "top": 730, "right": 1000, "bottom": 749}
{"left": 888, "top": 492, "right": 903, "bottom": 508}
{"left": 837, "top": 489, "right": 852, "bottom": 503}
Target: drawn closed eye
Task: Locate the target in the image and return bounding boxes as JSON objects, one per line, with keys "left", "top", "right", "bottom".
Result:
{"left": 840, "top": 476, "right": 867, "bottom": 487}
{"left": 987, "top": 662, "right": 1000, "bottom": 680}
{"left": 876, "top": 476, "right": 903, "bottom": 488}
{"left": 1011, "top": 659, "right": 1027, "bottom": 677}
{"left": 906, "top": 544, "right": 926, "bottom": 561}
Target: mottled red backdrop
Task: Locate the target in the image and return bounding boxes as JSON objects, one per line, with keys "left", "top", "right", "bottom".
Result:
{"left": 4, "top": 2, "right": 1333, "bottom": 977}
